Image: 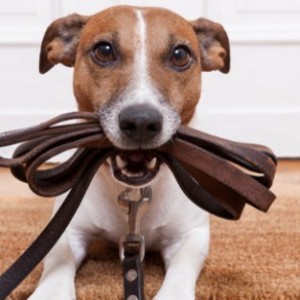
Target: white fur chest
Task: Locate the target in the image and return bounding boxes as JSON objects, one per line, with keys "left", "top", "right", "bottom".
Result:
{"left": 66, "top": 164, "right": 209, "bottom": 251}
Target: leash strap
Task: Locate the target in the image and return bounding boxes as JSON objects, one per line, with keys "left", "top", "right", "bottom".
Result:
{"left": 0, "top": 111, "right": 277, "bottom": 298}
{"left": 0, "top": 147, "right": 112, "bottom": 299}
{"left": 122, "top": 255, "right": 144, "bottom": 300}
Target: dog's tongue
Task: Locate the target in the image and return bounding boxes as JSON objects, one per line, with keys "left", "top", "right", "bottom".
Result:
{"left": 119, "top": 151, "right": 151, "bottom": 163}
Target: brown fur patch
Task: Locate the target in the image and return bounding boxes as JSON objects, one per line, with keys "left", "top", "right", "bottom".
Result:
{"left": 142, "top": 8, "right": 202, "bottom": 124}
{"left": 59, "top": 6, "right": 203, "bottom": 121}
{"left": 73, "top": 6, "right": 140, "bottom": 112}
{"left": 40, "top": 6, "right": 230, "bottom": 123}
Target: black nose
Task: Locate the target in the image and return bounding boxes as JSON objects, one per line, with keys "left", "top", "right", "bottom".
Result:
{"left": 119, "top": 104, "right": 163, "bottom": 143}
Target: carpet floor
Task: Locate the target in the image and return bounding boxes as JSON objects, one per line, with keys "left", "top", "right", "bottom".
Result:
{"left": 0, "top": 160, "right": 299, "bottom": 299}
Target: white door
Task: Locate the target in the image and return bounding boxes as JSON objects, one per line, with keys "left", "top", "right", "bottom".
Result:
{"left": 0, "top": 0, "right": 299, "bottom": 157}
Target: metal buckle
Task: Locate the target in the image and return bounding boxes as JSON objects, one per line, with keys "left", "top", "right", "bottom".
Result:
{"left": 119, "top": 234, "right": 146, "bottom": 262}
{"left": 118, "top": 187, "right": 152, "bottom": 262}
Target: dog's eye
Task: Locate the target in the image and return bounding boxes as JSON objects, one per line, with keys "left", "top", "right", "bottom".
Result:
{"left": 93, "top": 42, "right": 115, "bottom": 65}
{"left": 171, "top": 46, "right": 191, "bottom": 68}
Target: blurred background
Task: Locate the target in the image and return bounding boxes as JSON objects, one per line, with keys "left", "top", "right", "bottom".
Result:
{"left": 0, "top": 0, "right": 299, "bottom": 157}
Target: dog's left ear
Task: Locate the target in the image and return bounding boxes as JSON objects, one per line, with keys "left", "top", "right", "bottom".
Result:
{"left": 191, "top": 18, "right": 230, "bottom": 73}
{"left": 39, "top": 14, "right": 90, "bottom": 74}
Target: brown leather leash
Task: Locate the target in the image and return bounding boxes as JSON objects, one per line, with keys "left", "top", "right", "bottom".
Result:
{"left": 0, "top": 111, "right": 277, "bottom": 299}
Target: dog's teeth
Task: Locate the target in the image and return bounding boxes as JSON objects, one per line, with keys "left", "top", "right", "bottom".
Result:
{"left": 121, "top": 169, "right": 144, "bottom": 178}
{"left": 133, "top": 172, "right": 144, "bottom": 178}
{"left": 116, "top": 155, "right": 127, "bottom": 169}
{"left": 121, "top": 169, "right": 131, "bottom": 177}
{"left": 147, "top": 157, "right": 157, "bottom": 169}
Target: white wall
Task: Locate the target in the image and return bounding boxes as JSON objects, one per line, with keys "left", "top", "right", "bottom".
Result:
{"left": 197, "top": 0, "right": 300, "bottom": 157}
{"left": 0, "top": 0, "right": 299, "bottom": 157}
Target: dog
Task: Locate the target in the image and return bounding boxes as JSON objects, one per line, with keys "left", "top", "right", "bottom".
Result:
{"left": 28, "top": 5, "right": 230, "bottom": 300}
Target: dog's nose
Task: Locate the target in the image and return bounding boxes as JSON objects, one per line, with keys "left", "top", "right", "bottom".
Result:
{"left": 119, "top": 104, "right": 162, "bottom": 143}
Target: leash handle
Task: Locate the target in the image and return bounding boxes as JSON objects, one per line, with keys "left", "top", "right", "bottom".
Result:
{"left": 0, "top": 112, "right": 277, "bottom": 298}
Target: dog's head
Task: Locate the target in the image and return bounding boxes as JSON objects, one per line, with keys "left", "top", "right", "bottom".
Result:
{"left": 39, "top": 5, "right": 230, "bottom": 187}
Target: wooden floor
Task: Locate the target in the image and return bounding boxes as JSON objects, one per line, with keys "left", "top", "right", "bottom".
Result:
{"left": 0, "top": 159, "right": 299, "bottom": 300}
{"left": 0, "top": 168, "right": 39, "bottom": 197}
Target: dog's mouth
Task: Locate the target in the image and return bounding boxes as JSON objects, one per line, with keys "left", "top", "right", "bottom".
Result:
{"left": 110, "top": 151, "right": 161, "bottom": 186}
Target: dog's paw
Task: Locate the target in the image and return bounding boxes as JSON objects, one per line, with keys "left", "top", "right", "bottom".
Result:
{"left": 153, "top": 289, "right": 194, "bottom": 300}
{"left": 28, "top": 291, "right": 75, "bottom": 300}
{"left": 27, "top": 281, "right": 76, "bottom": 300}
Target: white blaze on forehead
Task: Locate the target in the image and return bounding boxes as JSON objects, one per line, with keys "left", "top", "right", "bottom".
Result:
{"left": 135, "top": 10, "right": 147, "bottom": 82}
{"left": 125, "top": 9, "right": 158, "bottom": 105}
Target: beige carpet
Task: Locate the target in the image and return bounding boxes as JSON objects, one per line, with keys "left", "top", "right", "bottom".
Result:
{"left": 0, "top": 161, "right": 299, "bottom": 299}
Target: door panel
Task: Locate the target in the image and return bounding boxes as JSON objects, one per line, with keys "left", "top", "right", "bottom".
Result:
{"left": 0, "top": 0, "right": 299, "bottom": 156}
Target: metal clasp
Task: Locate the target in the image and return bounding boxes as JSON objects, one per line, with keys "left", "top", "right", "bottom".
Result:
{"left": 118, "top": 187, "right": 152, "bottom": 262}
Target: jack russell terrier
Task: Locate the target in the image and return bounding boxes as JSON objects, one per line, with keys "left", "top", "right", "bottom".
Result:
{"left": 29, "top": 5, "right": 230, "bottom": 300}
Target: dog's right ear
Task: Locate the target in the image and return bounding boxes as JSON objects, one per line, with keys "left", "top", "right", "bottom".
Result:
{"left": 39, "top": 14, "right": 90, "bottom": 74}
{"left": 191, "top": 18, "right": 230, "bottom": 74}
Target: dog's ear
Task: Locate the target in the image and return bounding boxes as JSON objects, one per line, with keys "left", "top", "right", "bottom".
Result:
{"left": 39, "top": 14, "right": 90, "bottom": 74}
{"left": 191, "top": 18, "right": 230, "bottom": 74}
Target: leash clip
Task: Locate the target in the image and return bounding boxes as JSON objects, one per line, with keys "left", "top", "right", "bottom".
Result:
{"left": 118, "top": 187, "right": 152, "bottom": 262}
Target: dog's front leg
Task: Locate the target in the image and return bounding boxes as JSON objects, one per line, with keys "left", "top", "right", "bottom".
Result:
{"left": 28, "top": 196, "right": 90, "bottom": 300}
{"left": 28, "top": 229, "right": 88, "bottom": 300}
{"left": 154, "top": 226, "right": 210, "bottom": 300}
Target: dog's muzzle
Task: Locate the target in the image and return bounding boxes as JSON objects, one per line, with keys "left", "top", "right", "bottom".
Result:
{"left": 100, "top": 102, "right": 181, "bottom": 185}
{"left": 109, "top": 104, "right": 164, "bottom": 186}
